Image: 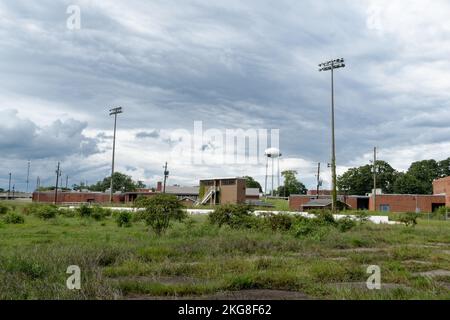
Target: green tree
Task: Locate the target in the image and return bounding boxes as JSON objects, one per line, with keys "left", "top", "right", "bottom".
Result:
{"left": 393, "top": 172, "right": 426, "bottom": 194}
{"left": 277, "top": 170, "right": 307, "bottom": 197}
{"left": 393, "top": 159, "right": 442, "bottom": 195}
{"left": 135, "top": 194, "right": 186, "bottom": 235}
{"left": 337, "top": 160, "right": 398, "bottom": 195}
{"left": 89, "top": 172, "right": 140, "bottom": 192}
{"left": 244, "top": 176, "right": 262, "bottom": 192}
{"left": 438, "top": 157, "right": 450, "bottom": 177}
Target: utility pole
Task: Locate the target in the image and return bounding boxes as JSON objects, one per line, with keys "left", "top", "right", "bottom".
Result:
{"left": 54, "top": 162, "right": 61, "bottom": 204}
{"left": 373, "top": 147, "right": 377, "bottom": 212}
{"left": 8, "top": 172, "right": 11, "bottom": 200}
{"left": 109, "top": 107, "right": 123, "bottom": 203}
{"left": 264, "top": 156, "right": 269, "bottom": 198}
{"left": 12, "top": 184, "right": 15, "bottom": 200}
{"left": 26, "top": 160, "right": 30, "bottom": 193}
{"left": 65, "top": 175, "right": 69, "bottom": 190}
{"left": 36, "top": 176, "right": 41, "bottom": 202}
{"left": 319, "top": 58, "right": 345, "bottom": 214}
{"left": 316, "top": 162, "right": 321, "bottom": 199}
{"left": 163, "top": 162, "right": 169, "bottom": 193}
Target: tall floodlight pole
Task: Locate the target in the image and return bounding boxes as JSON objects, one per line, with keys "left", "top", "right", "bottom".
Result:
{"left": 8, "top": 172, "right": 11, "bottom": 199}
{"left": 319, "top": 58, "right": 345, "bottom": 213}
{"left": 109, "top": 107, "right": 123, "bottom": 203}
{"left": 26, "top": 160, "right": 30, "bottom": 193}
{"left": 264, "top": 156, "right": 269, "bottom": 198}
{"left": 54, "top": 162, "right": 61, "bottom": 204}
{"left": 373, "top": 147, "right": 377, "bottom": 212}
{"left": 163, "top": 162, "right": 169, "bottom": 194}
{"left": 316, "top": 162, "right": 321, "bottom": 199}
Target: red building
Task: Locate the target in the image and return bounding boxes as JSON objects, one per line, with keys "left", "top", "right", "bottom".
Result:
{"left": 290, "top": 176, "right": 450, "bottom": 213}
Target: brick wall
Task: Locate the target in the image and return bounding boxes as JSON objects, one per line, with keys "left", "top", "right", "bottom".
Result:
{"left": 433, "top": 176, "right": 450, "bottom": 206}
{"left": 369, "top": 194, "right": 445, "bottom": 213}
{"left": 32, "top": 192, "right": 124, "bottom": 204}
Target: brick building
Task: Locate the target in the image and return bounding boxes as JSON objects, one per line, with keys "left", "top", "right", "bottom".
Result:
{"left": 32, "top": 177, "right": 256, "bottom": 206}
{"left": 290, "top": 176, "right": 450, "bottom": 213}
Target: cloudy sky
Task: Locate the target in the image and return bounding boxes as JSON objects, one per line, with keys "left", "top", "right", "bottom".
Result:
{"left": 1, "top": 0, "right": 449, "bottom": 192}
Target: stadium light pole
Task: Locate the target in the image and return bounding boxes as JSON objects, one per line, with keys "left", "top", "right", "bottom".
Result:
{"left": 319, "top": 58, "right": 345, "bottom": 214}
{"left": 109, "top": 107, "right": 123, "bottom": 203}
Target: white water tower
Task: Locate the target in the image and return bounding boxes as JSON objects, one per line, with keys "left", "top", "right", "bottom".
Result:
{"left": 264, "top": 148, "right": 282, "bottom": 197}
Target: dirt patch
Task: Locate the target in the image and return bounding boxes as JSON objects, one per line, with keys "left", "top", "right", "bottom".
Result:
{"left": 403, "top": 260, "right": 432, "bottom": 265}
{"left": 328, "top": 282, "right": 411, "bottom": 291}
{"left": 112, "top": 276, "right": 200, "bottom": 285}
{"left": 328, "top": 257, "right": 348, "bottom": 261}
{"left": 413, "top": 270, "right": 450, "bottom": 278}
{"left": 125, "top": 289, "right": 311, "bottom": 300}
{"left": 333, "top": 248, "right": 383, "bottom": 253}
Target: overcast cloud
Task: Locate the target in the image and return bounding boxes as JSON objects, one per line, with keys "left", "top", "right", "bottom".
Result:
{"left": 0, "top": 0, "right": 449, "bottom": 191}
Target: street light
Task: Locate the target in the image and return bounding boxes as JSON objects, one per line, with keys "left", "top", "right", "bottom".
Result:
{"left": 109, "top": 107, "right": 123, "bottom": 203}
{"left": 319, "top": 58, "right": 346, "bottom": 214}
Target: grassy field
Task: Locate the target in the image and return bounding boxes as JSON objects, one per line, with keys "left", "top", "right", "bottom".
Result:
{"left": 0, "top": 201, "right": 449, "bottom": 300}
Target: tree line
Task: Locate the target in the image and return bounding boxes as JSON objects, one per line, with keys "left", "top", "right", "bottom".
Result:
{"left": 337, "top": 157, "right": 450, "bottom": 195}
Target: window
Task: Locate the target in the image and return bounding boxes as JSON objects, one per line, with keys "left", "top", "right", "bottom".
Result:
{"left": 380, "top": 204, "right": 390, "bottom": 212}
{"left": 221, "top": 179, "right": 236, "bottom": 185}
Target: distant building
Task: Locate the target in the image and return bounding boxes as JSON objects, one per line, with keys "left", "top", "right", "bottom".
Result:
{"left": 290, "top": 176, "right": 450, "bottom": 213}
{"left": 32, "top": 177, "right": 259, "bottom": 205}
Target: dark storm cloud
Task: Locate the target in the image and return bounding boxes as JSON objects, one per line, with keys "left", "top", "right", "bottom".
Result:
{"left": 0, "top": 0, "right": 449, "bottom": 189}
{"left": 0, "top": 110, "right": 100, "bottom": 159}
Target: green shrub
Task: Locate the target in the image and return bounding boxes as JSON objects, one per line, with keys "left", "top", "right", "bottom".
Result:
{"left": 431, "top": 206, "right": 449, "bottom": 220}
{"left": 355, "top": 210, "right": 370, "bottom": 224}
{"left": 209, "top": 204, "right": 257, "bottom": 229}
{"left": 260, "top": 212, "right": 294, "bottom": 231}
{"left": 76, "top": 204, "right": 92, "bottom": 218}
{"left": 22, "top": 204, "right": 58, "bottom": 219}
{"left": 58, "top": 208, "right": 76, "bottom": 217}
{"left": 34, "top": 205, "right": 58, "bottom": 220}
{"left": 4, "top": 212, "right": 25, "bottom": 224}
{"left": 137, "top": 194, "right": 186, "bottom": 235}
{"left": 91, "top": 206, "right": 111, "bottom": 221}
{"left": 398, "top": 212, "right": 419, "bottom": 226}
{"left": 0, "top": 203, "right": 9, "bottom": 215}
{"left": 313, "top": 210, "right": 337, "bottom": 226}
{"left": 337, "top": 216, "right": 356, "bottom": 232}
{"left": 292, "top": 217, "right": 318, "bottom": 237}
{"left": 115, "top": 211, "right": 132, "bottom": 227}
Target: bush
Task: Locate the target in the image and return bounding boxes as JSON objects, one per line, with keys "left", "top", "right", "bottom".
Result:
{"left": 398, "top": 212, "right": 419, "bottom": 226}
{"left": 76, "top": 204, "right": 92, "bottom": 218}
{"left": 4, "top": 212, "right": 25, "bottom": 224}
{"left": 209, "top": 204, "right": 257, "bottom": 229}
{"left": 25, "top": 204, "right": 58, "bottom": 220}
{"left": 337, "top": 216, "right": 356, "bottom": 232}
{"left": 37, "top": 206, "right": 58, "bottom": 220}
{"left": 91, "top": 206, "right": 111, "bottom": 221}
{"left": 260, "top": 212, "right": 294, "bottom": 231}
{"left": 0, "top": 203, "right": 9, "bottom": 215}
{"left": 115, "top": 210, "right": 132, "bottom": 227}
{"left": 137, "top": 194, "right": 186, "bottom": 235}
{"left": 313, "top": 210, "right": 337, "bottom": 226}
{"left": 355, "top": 211, "right": 370, "bottom": 224}
{"left": 292, "top": 217, "right": 318, "bottom": 237}
{"left": 58, "top": 208, "right": 76, "bottom": 218}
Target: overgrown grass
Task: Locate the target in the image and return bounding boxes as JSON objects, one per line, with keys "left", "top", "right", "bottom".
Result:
{"left": 0, "top": 200, "right": 449, "bottom": 300}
